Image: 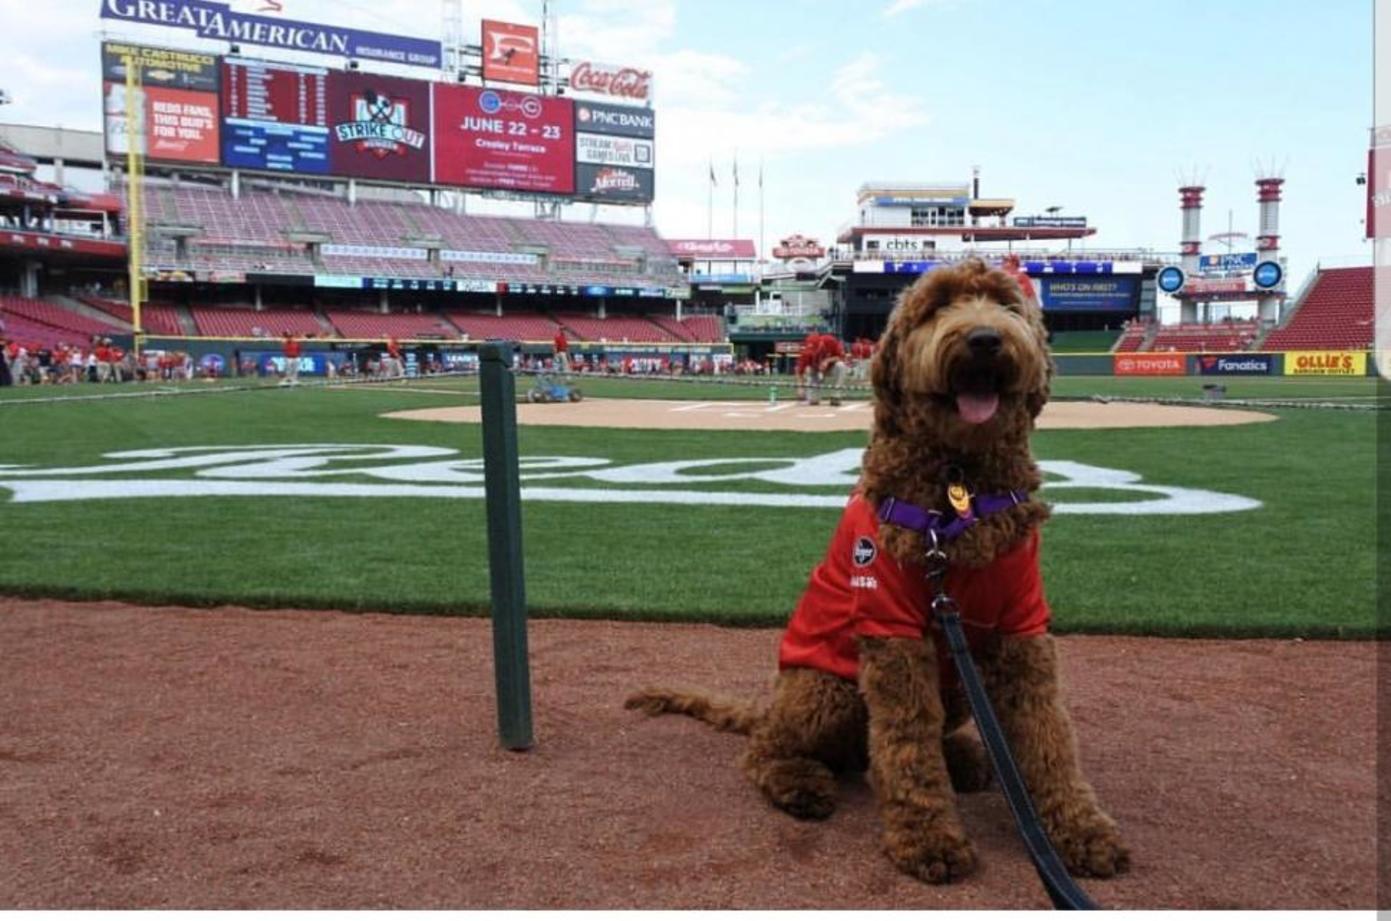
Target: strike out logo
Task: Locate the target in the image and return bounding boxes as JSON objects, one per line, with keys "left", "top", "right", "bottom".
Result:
{"left": 334, "top": 89, "right": 426, "bottom": 158}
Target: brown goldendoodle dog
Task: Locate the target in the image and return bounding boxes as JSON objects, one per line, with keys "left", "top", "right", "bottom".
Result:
{"left": 625, "top": 259, "right": 1128, "bottom": 885}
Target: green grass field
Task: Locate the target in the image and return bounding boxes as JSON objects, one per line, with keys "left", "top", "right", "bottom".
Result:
{"left": 0, "top": 374, "right": 1377, "bottom": 637}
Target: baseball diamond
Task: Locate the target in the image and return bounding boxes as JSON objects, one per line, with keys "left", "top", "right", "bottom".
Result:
{"left": 0, "top": 0, "right": 1378, "bottom": 909}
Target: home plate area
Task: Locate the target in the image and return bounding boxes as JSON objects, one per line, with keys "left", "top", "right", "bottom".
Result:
{"left": 385, "top": 397, "right": 1275, "bottom": 432}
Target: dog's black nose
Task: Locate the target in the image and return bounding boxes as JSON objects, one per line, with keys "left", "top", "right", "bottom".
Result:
{"left": 966, "top": 327, "right": 1003, "bottom": 355}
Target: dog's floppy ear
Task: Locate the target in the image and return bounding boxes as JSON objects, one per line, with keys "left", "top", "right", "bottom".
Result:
{"left": 1021, "top": 300, "right": 1054, "bottom": 418}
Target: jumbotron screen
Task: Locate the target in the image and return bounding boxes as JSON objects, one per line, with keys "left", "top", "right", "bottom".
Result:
{"left": 102, "top": 40, "right": 655, "bottom": 203}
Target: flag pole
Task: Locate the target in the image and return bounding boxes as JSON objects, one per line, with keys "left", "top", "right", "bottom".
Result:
{"left": 706, "top": 157, "right": 714, "bottom": 239}
{"left": 732, "top": 151, "right": 739, "bottom": 238}
{"left": 758, "top": 159, "right": 765, "bottom": 263}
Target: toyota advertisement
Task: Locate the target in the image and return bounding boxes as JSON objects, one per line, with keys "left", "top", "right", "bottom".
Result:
{"left": 433, "top": 85, "right": 574, "bottom": 194}
{"left": 572, "top": 101, "right": 655, "bottom": 204}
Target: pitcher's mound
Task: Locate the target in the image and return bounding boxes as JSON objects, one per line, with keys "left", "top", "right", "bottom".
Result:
{"left": 384, "top": 398, "right": 1275, "bottom": 432}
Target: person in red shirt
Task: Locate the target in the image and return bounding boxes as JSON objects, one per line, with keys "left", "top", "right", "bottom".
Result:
{"left": 94, "top": 341, "right": 113, "bottom": 383}
{"left": 793, "top": 332, "right": 821, "bottom": 402}
{"left": 385, "top": 336, "right": 404, "bottom": 378}
{"left": 779, "top": 493, "right": 1049, "bottom": 687}
{"left": 553, "top": 329, "right": 570, "bottom": 374}
{"left": 1001, "top": 254, "right": 1038, "bottom": 304}
{"left": 282, "top": 332, "right": 302, "bottom": 385}
{"left": 805, "top": 333, "right": 847, "bottom": 406}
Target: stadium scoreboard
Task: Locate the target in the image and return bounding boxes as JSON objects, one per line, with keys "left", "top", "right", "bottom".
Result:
{"left": 102, "top": 40, "right": 655, "bottom": 205}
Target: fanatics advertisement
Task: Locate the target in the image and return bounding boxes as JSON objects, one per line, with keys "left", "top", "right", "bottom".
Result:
{"left": 327, "top": 71, "right": 431, "bottom": 183}
{"left": 1197, "top": 354, "right": 1275, "bottom": 376}
{"left": 575, "top": 163, "right": 654, "bottom": 203}
{"left": 432, "top": 85, "right": 574, "bottom": 193}
{"left": 221, "top": 58, "right": 330, "bottom": 174}
{"left": 102, "top": 41, "right": 221, "bottom": 164}
{"left": 1038, "top": 277, "right": 1137, "bottom": 312}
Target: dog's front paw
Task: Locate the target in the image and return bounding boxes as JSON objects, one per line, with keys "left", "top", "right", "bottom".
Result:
{"left": 1048, "top": 810, "right": 1129, "bottom": 878}
{"left": 885, "top": 826, "right": 978, "bottom": 884}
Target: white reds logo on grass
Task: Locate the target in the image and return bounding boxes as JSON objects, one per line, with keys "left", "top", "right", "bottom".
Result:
{"left": 0, "top": 445, "right": 1261, "bottom": 514}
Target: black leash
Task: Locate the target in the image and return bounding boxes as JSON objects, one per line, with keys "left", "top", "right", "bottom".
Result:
{"left": 924, "top": 537, "right": 1099, "bottom": 911}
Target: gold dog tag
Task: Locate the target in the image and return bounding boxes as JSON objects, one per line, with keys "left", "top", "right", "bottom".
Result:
{"left": 947, "top": 482, "right": 973, "bottom": 517}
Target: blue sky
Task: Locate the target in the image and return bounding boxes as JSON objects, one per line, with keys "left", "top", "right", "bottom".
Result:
{"left": 0, "top": 0, "right": 1372, "bottom": 285}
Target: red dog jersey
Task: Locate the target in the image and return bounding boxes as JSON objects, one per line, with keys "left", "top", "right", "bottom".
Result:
{"left": 779, "top": 494, "right": 1050, "bottom": 683}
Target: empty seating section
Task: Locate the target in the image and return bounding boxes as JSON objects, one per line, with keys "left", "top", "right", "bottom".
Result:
{"left": 77, "top": 297, "right": 186, "bottom": 336}
{"left": 320, "top": 256, "right": 439, "bottom": 278}
{"left": 680, "top": 315, "right": 726, "bottom": 342}
{"left": 446, "top": 312, "right": 558, "bottom": 341}
{"left": 325, "top": 310, "right": 460, "bottom": 340}
{"left": 1, "top": 311, "right": 74, "bottom": 349}
{"left": 191, "top": 308, "right": 325, "bottom": 338}
{"left": 647, "top": 315, "right": 694, "bottom": 342}
{"left": 0, "top": 296, "right": 122, "bottom": 338}
{"left": 1146, "top": 321, "right": 1258, "bottom": 353}
{"left": 1113, "top": 323, "right": 1148, "bottom": 352}
{"left": 555, "top": 313, "right": 678, "bottom": 342}
{"left": 1264, "top": 267, "right": 1373, "bottom": 351}
{"left": 134, "top": 186, "right": 681, "bottom": 285}
{"left": 141, "top": 306, "right": 187, "bottom": 336}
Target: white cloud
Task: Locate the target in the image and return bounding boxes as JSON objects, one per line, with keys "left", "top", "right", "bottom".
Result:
{"left": 883, "top": 0, "right": 929, "bottom": 17}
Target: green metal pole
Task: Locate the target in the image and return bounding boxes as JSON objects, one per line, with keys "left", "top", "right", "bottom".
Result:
{"left": 478, "top": 341, "right": 534, "bottom": 751}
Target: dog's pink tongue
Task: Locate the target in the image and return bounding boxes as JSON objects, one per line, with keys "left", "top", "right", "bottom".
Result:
{"left": 956, "top": 392, "right": 999, "bottom": 424}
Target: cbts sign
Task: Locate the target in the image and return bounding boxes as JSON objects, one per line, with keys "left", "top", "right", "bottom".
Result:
{"left": 99, "top": 0, "right": 442, "bottom": 68}
{"left": 568, "top": 61, "right": 652, "bottom": 103}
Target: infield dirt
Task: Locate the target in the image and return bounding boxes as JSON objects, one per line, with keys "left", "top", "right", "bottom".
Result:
{"left": 384, "top": 397, "right": 1276, "bottom": 431}
{"left": 0, "top": 597, "right": 1372, "bottom": 910}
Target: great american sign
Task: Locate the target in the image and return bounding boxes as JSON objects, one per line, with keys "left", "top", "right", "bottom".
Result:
{"left": 0, "top": 444, "right": 1261, "bottom": 515}
{"left": 100, "top": 0, "right": 444, "bottom": 68}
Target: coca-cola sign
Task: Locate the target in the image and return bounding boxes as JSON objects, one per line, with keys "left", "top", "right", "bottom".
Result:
{"left": 569, "top": 60, "right": 652, "bottom": 103}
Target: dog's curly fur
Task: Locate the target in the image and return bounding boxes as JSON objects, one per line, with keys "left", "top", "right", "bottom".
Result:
{"left": 625, "top": 259, "right": 1128, "bottom": 884}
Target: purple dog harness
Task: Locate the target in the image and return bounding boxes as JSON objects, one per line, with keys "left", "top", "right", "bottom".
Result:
{"left": 877, "top": 489, "right": 1028, "bottom": 544}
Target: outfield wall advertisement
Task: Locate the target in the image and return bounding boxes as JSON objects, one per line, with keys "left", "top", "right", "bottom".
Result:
{"left": 1283, "top": 351, "right": 1368, "bottom": 376}
{"left": 1114, "top": 354, "right": 1186, "bottom": 376}
{"left": 1197, "top": 354, "right": 1275, "bottom": 376}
